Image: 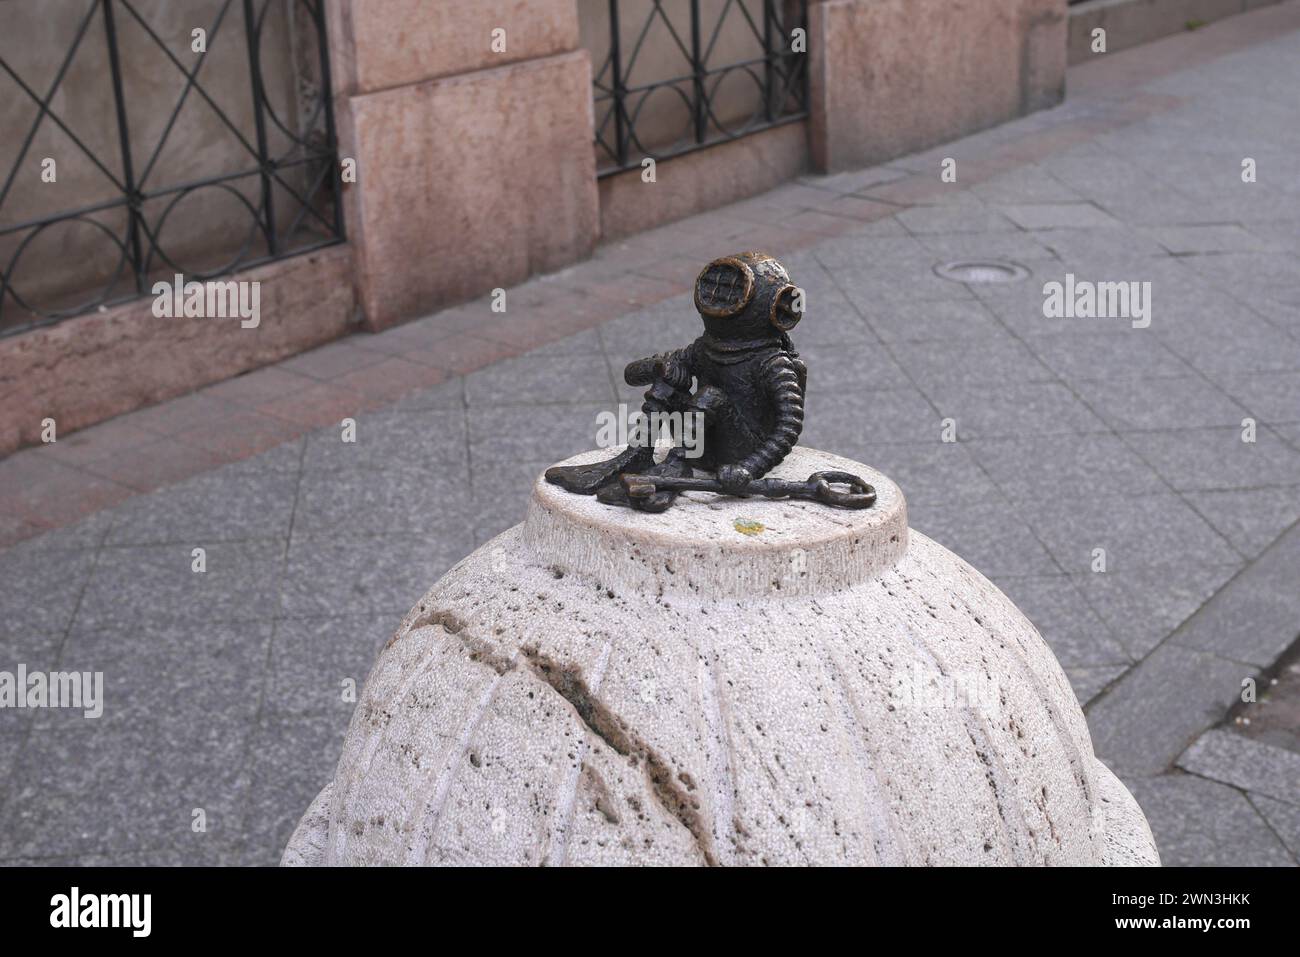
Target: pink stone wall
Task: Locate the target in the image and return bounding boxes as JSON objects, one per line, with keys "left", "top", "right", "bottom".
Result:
{"left": 0, "top": 246, "right": 356, "bottom": 456}
{"left": 328, "top": 0, "right": 599, "bottom": 331}
{"left": 809, "top": 0, "right": 1068, "bottom": 172}
{"left": 342, "top": 52, "right": 599, "bottom": 330}
{"left": 598, "top": 123, "right": 809, "bottom": 242}
{"left": 332, "top": 0, "right": 580, "bottom": 93}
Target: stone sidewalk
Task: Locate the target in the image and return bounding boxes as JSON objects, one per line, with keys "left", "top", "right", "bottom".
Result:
{"left": 2, "top": 5, "right": 1300, "bottom": 866}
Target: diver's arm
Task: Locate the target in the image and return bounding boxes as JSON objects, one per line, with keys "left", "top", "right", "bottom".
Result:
{"left": 736, "top": 353, "right": 805, "bottom": 479}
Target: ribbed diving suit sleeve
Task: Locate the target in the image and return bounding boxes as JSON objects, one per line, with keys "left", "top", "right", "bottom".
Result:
{"left": 738, "top": 352, "right": 805, "bottom": 478}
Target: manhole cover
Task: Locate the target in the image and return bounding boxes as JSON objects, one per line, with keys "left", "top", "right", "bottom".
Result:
{"left": 933, "top": 259, "right": 1031, "bottom": 284}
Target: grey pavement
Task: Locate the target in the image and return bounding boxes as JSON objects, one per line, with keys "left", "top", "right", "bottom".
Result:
{"left": 3, "top": 13, "right": 1300, "bottom": 865}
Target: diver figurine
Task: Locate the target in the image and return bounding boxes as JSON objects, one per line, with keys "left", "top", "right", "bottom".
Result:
{"left": 545, "top": 252, "right": 874, "bottom": 512}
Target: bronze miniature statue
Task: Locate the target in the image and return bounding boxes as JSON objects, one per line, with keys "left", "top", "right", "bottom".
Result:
{"left": 546, "top": 252, "right": 875, "bottom": 512}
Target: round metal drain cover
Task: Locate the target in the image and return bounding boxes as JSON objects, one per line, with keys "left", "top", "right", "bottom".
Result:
{"left": 933, "top": 259, "right": 1031, "bottom": 284}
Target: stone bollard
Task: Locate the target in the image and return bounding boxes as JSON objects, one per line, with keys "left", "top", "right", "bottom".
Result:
{"left": 282, "top": 445, "right": 1159, "bottom": 866}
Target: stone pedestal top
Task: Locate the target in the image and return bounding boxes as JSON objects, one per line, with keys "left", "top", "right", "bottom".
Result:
{"left": 523, "top": 446, "right": 908, "bottom": 599}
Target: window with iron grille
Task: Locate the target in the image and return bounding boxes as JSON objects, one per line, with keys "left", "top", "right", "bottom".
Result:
{"left": 0, "top": 0, "right": 343, "bottom": 337}
{"left": 585, "top": 0, "right": 810, "bottom": 178}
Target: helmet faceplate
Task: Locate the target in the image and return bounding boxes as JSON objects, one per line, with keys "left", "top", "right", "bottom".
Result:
{"left": 694, "top": 252, "right": 799, "bottom": 339}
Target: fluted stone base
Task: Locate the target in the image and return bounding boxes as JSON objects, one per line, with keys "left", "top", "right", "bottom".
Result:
{"left": 283, "top": 447, "right": 1159, "bottom": 866}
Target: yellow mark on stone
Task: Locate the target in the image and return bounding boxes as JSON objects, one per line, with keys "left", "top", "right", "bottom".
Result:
{"left": 734, "top": 518, "right": 765, "bottom": 536}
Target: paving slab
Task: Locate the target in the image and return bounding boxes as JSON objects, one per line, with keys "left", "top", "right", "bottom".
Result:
{"left": 1062, "top": 664, "right": 1128, "bottom": 708}
{"left": 908, "top": 501, "right": 1059, "bottom": 578}
{"left": 0, "top": 719, "right": 253, "bottom": 861}
{"left": 300, "top": 409, "right": 469, "bottom": 474}
{"left": 925, "top": 381, "right": 1111, "bottom": 439}
{"left": 464, "top": 353, "right": 617, "bottom": 408}
{"left": 1164, "top": 521, "right": 1300, "bottom": 667}
{"left": 1213, "top": 370, "right": 1300, "bottom": 425}
{"left": 1001, "top": 202, "right": 1123, "bottom": 230}
{"left": 1070, "top": 376, "right": 1254, "bottom": 432}
{"left": 1074, "top": 563, "right": 1241, "bottom": 661}
{"left": 1028, "top": 332, "right": 1192, "bottom": 381}
{"left": 266, "top": 615, "right": 406, "bottom": 719}
{"left": 1177, "top": 729, "right": 1300, "bottom": 805}
{"left": 965, "top": 432, "right": 1168, "bottom": 502}
{"left": 293, "top": 467, "right": 472, "bottom": 538}
{"left": 1025, "top": 492, "right": 1240, "bottom": 575}
{"left": 890, "top": 338, "right": 1055, "bottom": 389}
{"left": 1089, "top": 642, "right": 1249, "bottom": 776}
{"left": 799, "top": 386, "right": 940, "bottom": 449}
{"left": 0, "top": 545, "right": 97, "bottom": 641}
{"left": 104, "top": 469, "right": 300, "bottom": 547}
{"left": 795, "top": 342, "right": 913, "bottom": 392}
{"left": 1123, "top": 773, "right": 1294, "bottom": 867}
{"left": 1119, "top": 425, "right": 1300, "bottom": 492}
{"left": 236, "top": 713, "right": 351, "bottom": 867}
{"left": 1194, "top": 487, "right": 1300, "bottom": 558}
{"left": 992, "top": 575, "right": 1131, "bottom": 668}
{"left": 1249, "top": 794, "right": 1300, "bottom": 858}
{"left": 1146, "top": 224, "right": 1281, "bottom": 255}
{"left": 866, "top": 441, "right": 1004, "bottom": 508}
{"left": 40, "top": 620, "right": 273, "bottom": 731}
{"left": 278, "top": 532, "right": 472, "bottom": 621}
{"left": 77, "top": 539, "right": 285, "bottom": 630}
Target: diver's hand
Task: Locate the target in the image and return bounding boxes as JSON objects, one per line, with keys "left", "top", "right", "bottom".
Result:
{"left": 716, "top": 464, "right": 754, "bottom": 495}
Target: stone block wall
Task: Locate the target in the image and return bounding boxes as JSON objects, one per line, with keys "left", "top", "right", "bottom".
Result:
{"left": 0, "top": 245, "right": 355, "bottom": 455}
{"left": 327, "top": 0, "right": 599, "bottom": 330}
{"left": 808, "top": 0, "right": 1068, "bottom": 173}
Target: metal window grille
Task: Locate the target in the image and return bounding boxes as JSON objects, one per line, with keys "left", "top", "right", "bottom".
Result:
{"left": 592, "top": 0, "right": 810, "bottom": 177}
{"left": 0, "top": 0, "right": 343, "bottom": 337}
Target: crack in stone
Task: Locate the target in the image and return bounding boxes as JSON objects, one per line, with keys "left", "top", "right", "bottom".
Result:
{"left": 523, "top": 647, "right": 717, "bottom": 866}
{"left": 408, "top": 607, "right": 467, "bottom": 635}
{"left": 452, "top": 629, "right": 515, "bottom": 676}
{"left": 394, "top": 609, "right": 516, "bottom": 676}
{"left": 385, "top": 612, "right": 697, "bottom": 854}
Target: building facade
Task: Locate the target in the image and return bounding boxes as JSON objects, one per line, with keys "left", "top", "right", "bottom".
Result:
{"left": 0, "top": 0, "right": 1070, "bottom": 454}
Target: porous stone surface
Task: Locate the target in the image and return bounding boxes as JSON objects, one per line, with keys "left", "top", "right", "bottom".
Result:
{"left": 284, "top": 447, "right": 1159, "bottom": 866}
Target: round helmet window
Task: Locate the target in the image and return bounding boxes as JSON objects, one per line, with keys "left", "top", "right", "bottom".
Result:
{"left": 695, "top": 257, "right": 755, "bottom": 318}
